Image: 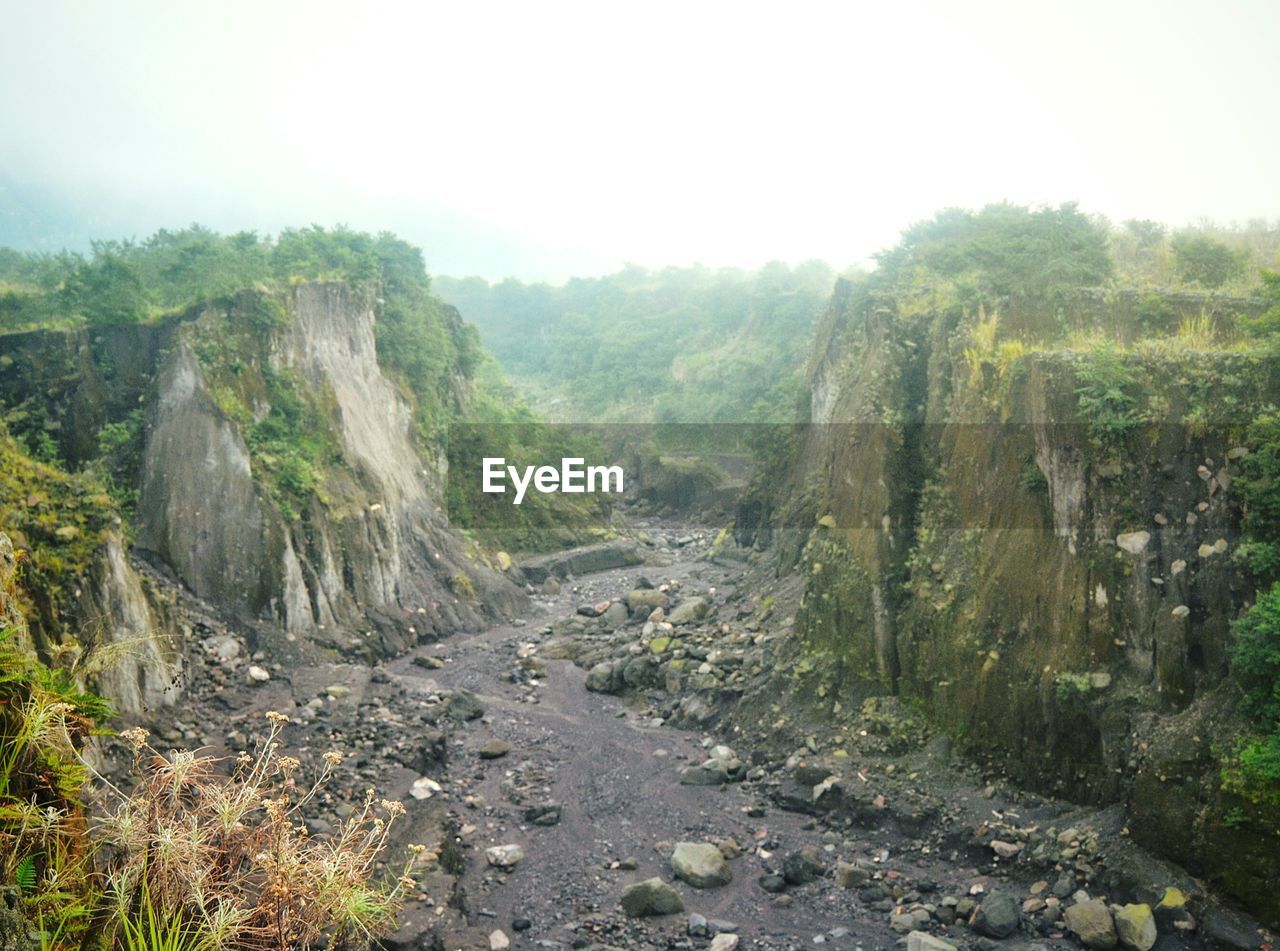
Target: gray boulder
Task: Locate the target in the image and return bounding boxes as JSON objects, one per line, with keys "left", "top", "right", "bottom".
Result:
{"left": 620, "top": 877, "right": 684, "bottom": 917}
{"left": 671, "top": 842, "right": 732, "bottom": 888}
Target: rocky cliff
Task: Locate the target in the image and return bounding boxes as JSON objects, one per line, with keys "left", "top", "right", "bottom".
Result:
{"left": 0, "top": 281, "right": 522, "bottom": 710}
{"left": 744, "top": 279, "right": 1280, "bottom": 924}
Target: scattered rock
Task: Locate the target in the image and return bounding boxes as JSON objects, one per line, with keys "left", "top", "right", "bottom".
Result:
{"left": 668, "top": 597, "right": 710, "bottom": 625}
{"left": 1114, "top": 904, "right": 1157, "bottom": 951}
{"left": 488, "top": 929, "right": 509, "bottom": 950}
{"left": 620, "top": 877, "right": 684, "bottom": 917}
{"left": 709, "top": 934, "right": 739, "bottom": 951}
{"left": 908, "top": 932, "right": 958, "bottom": 951}
{"left": 247, "top": 665, "right": 270, "bottom": 684}
{"left": 1065, "top": 899, "right": 1118, "bottom": 950}
{"left": 782, "top": 847, "right": 825, "bottom": 885}
{"left": 1116, "top": 531, "right": 1151, "bottom": 555}
{"left": 671, "top": 841, "right": 732, "bottom": 888}
{"left": 478, "top": 739, "right": 511, "bottom": 760}
{"left": 485, "top": 844, "right": 525, "bottom": 869}
{"left": 522, "top": 803, "right": 562, "bottom": 826}
{"left": 973, "top": 892, "right": 1021, "bottom": 938}
{"left": 447, "top": 689, "right": 486, "bottom": 721}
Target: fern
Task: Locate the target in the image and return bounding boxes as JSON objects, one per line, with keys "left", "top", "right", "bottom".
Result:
{"left": 15, "top": 854, "right": 37, "bottom": 892}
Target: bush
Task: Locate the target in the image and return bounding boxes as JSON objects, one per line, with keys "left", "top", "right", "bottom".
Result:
{"left": 1232, "top": 582, "right": 1280, "bottom": 727}
{"left": 100, "top": 714, "right": 417, "bottom": 951}
{"left": 1171, "top": 232, "right": 1245, "bottom": 289}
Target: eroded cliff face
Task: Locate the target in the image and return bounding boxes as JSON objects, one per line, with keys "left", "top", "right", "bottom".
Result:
{"left": 0, "top": 282, "right": 521, "bottom": 711}
{"left": 135, "top": 283, "right": 522, "bottom": 654}
{"left": 758, "top": 280, "right": 1280, "bottom": 923}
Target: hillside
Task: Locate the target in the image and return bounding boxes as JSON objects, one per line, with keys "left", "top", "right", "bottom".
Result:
{"left": 734, "top": 203, "right": 1280, "bottom": 926}
{"left": 435, "top": 261, "right": 837, "bottom": 426}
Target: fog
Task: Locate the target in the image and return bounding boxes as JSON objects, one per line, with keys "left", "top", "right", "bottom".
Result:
{"left": 2, "top": 0, "right": 1278, "bottom": 280}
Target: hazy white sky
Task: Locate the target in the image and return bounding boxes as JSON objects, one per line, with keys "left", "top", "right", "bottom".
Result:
{"left": 2, "top": 0, "right": 1278, "bottom": 280}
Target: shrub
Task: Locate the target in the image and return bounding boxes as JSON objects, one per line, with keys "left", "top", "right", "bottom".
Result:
{"left": 100, "top": 713, "right": 418, "bottom": 951}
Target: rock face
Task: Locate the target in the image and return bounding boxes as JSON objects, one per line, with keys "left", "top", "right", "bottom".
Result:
{"left": 137, "top": 286, "right": 521, "bottom": 649}
{"left": 518, "top": 540, "right": 643, "bottom": 584}
{"left": 670, "top": 842, "right": 732, "bottom": 888}
{"left": 0, "top": 283, "right": 525, "bottom": 715}
{"left": 744, "top": 280, "right": 1280, "bottom": 924}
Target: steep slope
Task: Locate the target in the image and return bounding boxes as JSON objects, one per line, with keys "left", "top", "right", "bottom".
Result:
{"left": 0, "top": 278, "right": 523, "bottom": 711}
{"left": 741, "top": 210, "right": 1280, "bottom": 924}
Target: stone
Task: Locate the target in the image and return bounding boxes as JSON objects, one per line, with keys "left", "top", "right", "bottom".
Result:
{"left": 446, "top": 689, "right": 486, "bottom": 721}
{"left": 479, "top": 739, "right": 511, "bottom": 760}
{"left": 620, "top": 877, "right": 684, "bottom": 917}
{"left": 602, "top": 601, "right": 629, "bottom": 628}
{"left": 1065, "top": 899, "right": 1117, "bottom": 949}
{"left": 410, "top": 777, "right": 442, "bottom": 800}
{"left": 671, "top": 841, "right": 732, "bottom": 888}
{"left": 680, "top": 762, "right": 729, "bottom": 785}
{"left": 585, "top": 661, "right": 621, "bottom": 694}
{"left": 522, "top": 803, "right": 562, "bottom": 826}
{"left": 782, "top": 847, "right": 825, "bottom": 885}
{"left": 709, "top": 935, "right": 739, "bottom": 951}
{"left": 324, "top": 684, "right": 350, "bottom": 699}
{"left": 412, "top": 655, "right": 445, "bottom": 670}
{"left": 485, "top": 844, "right": 525, "bottom": 868}
{"left": 1114, "top": 904, "right": 1157, "bottom": 951}
{"left": 990, "top": 839, "right": 1022, "bottom": 859}
{"left": 758, "top": 873, "right": 787, "bottom": 893}
{"left": 668, "top": 597, "right": 710, "bottom": 625}
{"left": 247, "top": 665, "right": 270, "bottom": 683}
{"left": 627, "top": 588, "right": 670, "bottom": 612}
{"left": 488, "top": 929, "right": 509, "bottom": 950}
{"left": 973, "top": 892, "right": 1021, "bottom": 938}
{"left": 908, "top": 932, "right": 958, "bottom": 951}
{"left": 541, "top": 577, "right": 561, "bottom": 595}
{"left": 1116, "top": 531, "right": 1151, "bottom": 555}
{"left": 835, "top": 861, "right": 870, "bottom": 888}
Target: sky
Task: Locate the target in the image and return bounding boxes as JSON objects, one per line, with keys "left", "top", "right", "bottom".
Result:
{"left": 1, "top": 0, "right": 1278, "bottom": 281}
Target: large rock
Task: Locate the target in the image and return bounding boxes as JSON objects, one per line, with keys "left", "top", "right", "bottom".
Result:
{"left": 519, "top": 541, "right": 643, "bottom": 584}
{"left": 1065, "top": 900, "right": 1118, "bottom": 950}
{"left": 626, "top": 588, "right": 670, "bottom": 612}
{"left": 782, "top": 847, "right": 825, "bottom": 885}
{"left": 1114, "top": 904, "right": 1157, "bottom": 951}
{"left": 671, "top": 842, "right": 732, "bottom": 888}
{"left": 973, "top": 892, "right": 1021, "bottom": 938}
{"left": 668, "top": 597, "right": 710, "bottom": 625}
{"left": 620, "top": 877, "right": 684, "bottom": 917}
{"left": 908, "top": 933, "right": 957, "bottom": 951}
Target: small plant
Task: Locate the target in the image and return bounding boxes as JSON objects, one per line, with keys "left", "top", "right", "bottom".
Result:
{"left": 1074, "top": 344, "right": 1141, "bottom": 452}
{"left": 98, "top": 713, "right": 420, "bottom": 951}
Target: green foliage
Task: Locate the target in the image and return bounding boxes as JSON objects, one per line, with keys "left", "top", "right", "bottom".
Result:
{"left": 1232, "top": 583, "right": 1280, "bottom": 726}
{"left": 1236, "top": 412, "right": 1280, "bottom": 584}
{"left": 1171, "top": 232, "right": 1246, "bottom": 288}
{"left": 14, "top": 854, "right": 36, "bottom": 892}
{"left": 59, "top": 242, "right": 147, "bottom": 326}
{"left": 1241, "top": 270, "right": 1280, "bottom": 342}
{"left": 1073, "top": 344, "right": 1141, "bottom": 450}
{"left": 874, "top": 201, "right": 1113, "bottom": 304}
{"left": 435, "top": 259, "right": 834, "bottom": 425}
{"left": 445, "top": 365, "right": 607, "bottom": 550}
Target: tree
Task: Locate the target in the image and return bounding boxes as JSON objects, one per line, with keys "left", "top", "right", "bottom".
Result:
{"left": 1170, "top": 232, "right": 1245, "bottom": 288}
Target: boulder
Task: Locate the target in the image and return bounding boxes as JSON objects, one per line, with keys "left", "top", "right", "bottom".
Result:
{"left": 1114, "top": 904, "right": 1157, "bottom": 951}
{"left": 1065, "top": 899, "right": 1118, "bottom": 950}
{"left": 668, "top": 597, "right": 710, "bottom": 625}
{"left": 782, "top": 847, "right": 825, "bottom": 885}
{"left": 973, "top": 892, "right": 1021, "bottom": 938}
{"left": 627, "top": 588, "right": 670, "bottom": 612}
{"left": 620, "top": 877, "right": 684, "bottom": 917}
{"left": 908, "top": 933, "right": 957, "bottom": 951}
{"left": 671, "top": 842, "right": 732, "bottom": 888}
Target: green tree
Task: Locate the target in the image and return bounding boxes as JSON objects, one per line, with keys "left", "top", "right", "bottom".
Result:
{"left": 1171, "top": 232, "right": 1245, "bottom": 288}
